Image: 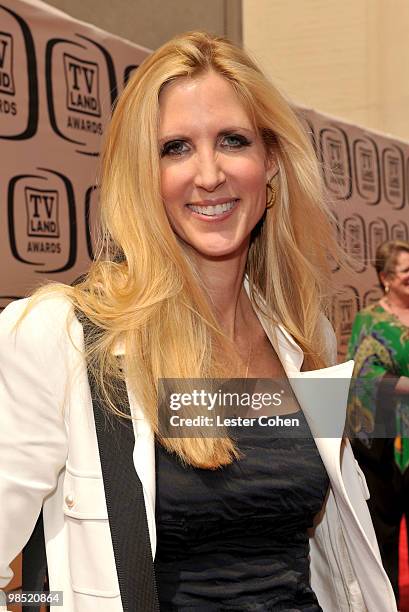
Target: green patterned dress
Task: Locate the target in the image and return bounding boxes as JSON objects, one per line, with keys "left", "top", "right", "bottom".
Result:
{"left": 347, "top": 303, "right": 409, "bottom": 472}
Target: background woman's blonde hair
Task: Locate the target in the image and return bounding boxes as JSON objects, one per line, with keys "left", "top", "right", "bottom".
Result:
{"left": 30, "top": 31, "right": 339, "bottom": 468}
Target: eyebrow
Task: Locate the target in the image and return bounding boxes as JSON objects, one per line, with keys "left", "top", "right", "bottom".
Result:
{"left": 158, "top": 126, "right": 255, "bottom": 145}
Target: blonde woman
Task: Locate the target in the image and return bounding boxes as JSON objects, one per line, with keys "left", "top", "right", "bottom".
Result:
{"left": 0, "top": 32, "right": 396, "bottom": 611}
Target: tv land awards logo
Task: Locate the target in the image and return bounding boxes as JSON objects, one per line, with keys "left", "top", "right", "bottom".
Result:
{"left": 46, "top": 34, "right": 117, "bottom": 155}
{"left": 320, "top": 127, "right": 352, "bottom": 200}
{"left": 382, "top": 146, "right": 405, "bottom": 209}
{"left": 353, "top": 138, "right": 380, "bottom": 204}
{"left": 7, "top": 168, "right": 77, "bottom": 272}
{"left": 0, "top": 31, "right": 15, "bottom": 96}
{"left": 368, "top": 218, "right": 388, "bottom": 264}
{"left": 332, "top": 286, "right": 359, "bottom": 356}
{"left": 0, "top": 5, "right": 38, "bottom": 139}
{"left": 391, "top": 221, "right": 408, "bottom": 242}
{"left": 343, "top": 214, "right": 367, "bottom": 273}
{"left": 64, "top": 53, "right": 101, "bottom": 118}
{"left": 25, "top": 187, "right": 60, "bottom": 239}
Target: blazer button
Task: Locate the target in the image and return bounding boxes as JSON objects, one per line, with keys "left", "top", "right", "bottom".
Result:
{"left": 65, "top": 494, "right": 75, "bottom": 508}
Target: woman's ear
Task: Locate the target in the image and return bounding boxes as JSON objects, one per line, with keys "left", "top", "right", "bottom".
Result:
{"left": 379, "top": 271, "right": 388, "bottom": 289}
{"left": 266, "top": 154, "right": 279, "bottom": 182}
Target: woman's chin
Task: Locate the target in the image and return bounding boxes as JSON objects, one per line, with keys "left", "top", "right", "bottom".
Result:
{"left": 188, "top": 242, "right": 248, "bottom": 261}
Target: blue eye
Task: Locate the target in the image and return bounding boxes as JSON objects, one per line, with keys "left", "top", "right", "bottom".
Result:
{"left": 222, "top": 134, "right": 251, "bottom": 149}
{"left": 161, "top": 140, "right": 189, "bottom": 157}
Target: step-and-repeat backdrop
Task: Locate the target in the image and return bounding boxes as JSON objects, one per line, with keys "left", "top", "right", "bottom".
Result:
{"left": 0, "top": 0, "right": 150, "bottom": 302}
{"left": 301, "top": 109, "right": 409, "bottom": 356}
{"left": 1, "top": 0, "right": 408, "bottom": 358}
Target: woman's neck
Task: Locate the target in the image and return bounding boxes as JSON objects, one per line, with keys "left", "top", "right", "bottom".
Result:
{"left": 187, "top": 245, "right": 251, "bottom": 341}
{"left": 380, "top": 294, "right": 409, "bottom": 327}
{"left": 382, "top": 293, "right": 409, "bottom": 311}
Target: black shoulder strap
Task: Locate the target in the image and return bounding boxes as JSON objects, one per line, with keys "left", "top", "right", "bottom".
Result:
{"left": 22, "top": 310, "right": 159, "bottom": 612}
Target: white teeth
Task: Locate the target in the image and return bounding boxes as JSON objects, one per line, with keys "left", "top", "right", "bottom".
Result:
{"left": 188, "top": 200, "right": 237, "bottom": 216}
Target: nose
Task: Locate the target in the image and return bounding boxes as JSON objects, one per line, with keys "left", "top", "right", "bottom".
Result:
{"left": 194, "top": 150, "right": 226, "bottom": 192}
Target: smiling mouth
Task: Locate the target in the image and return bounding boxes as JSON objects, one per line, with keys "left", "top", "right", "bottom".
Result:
{"left": 187, "top": 199, "right": 239, "bottom": 217}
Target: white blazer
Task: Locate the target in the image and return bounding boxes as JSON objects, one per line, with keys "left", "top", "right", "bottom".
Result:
{"left": 0, "top": 295, "right": 397, "bottom": 611}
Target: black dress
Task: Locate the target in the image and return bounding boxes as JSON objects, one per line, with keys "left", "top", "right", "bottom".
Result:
{"left": 154, "top": 410, "right": 329, "bottom": 611}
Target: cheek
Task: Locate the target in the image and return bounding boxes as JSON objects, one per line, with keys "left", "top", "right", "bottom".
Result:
{"left": 161, "top": 165, "right": 191, "bottom": 206}
{"left": 236, "top": 159, "right": 267, "bottom": 194}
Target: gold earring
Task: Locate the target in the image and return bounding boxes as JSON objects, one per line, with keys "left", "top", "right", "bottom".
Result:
{"left": 385, "top": 284, "right": 390, "bottom": 294}
{"left": 266, "top": 176, "right": 277, "bottom": 209}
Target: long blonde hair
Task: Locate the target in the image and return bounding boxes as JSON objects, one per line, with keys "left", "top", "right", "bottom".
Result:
{"left": 30, "top": 32, "right": 339, "bottom": 468}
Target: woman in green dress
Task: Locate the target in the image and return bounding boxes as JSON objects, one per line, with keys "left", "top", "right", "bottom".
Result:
{"left": 348, "top": 239, "right": 409, "bottom": 604}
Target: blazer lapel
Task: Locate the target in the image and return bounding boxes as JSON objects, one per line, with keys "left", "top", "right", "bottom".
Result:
{"left": 287, "top": 361, "right": 355, "bottom": 482}
{"left": 127, "top": 384, "right": 157, "bottom": 558}
{"left": 255, "top": 307, "right": 353, "bottom": 478}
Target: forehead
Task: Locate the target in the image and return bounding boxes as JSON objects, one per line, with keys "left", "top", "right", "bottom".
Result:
{"left": 158, "top": 71, "right": 254, "bottom": 134}
{"left": 395, "top": 250, "right": 409, "bottom": 267}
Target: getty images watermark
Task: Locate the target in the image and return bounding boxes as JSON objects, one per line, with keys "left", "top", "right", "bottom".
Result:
{"left": 168, "top": 387, "right": 298, "bottom": 428}
{"left": 158, "top": 378, "right": 302, "bottom": 437}
{"left": 158, "top": 376, "right": 409, "bottom": 439}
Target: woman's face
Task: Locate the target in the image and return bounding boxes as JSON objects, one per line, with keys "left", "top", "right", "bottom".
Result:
{"left": 158, "top": 71, "right": 276, "bottom": 260}
{"left": 386, "top": 251, "right": 409, "bottom": 301}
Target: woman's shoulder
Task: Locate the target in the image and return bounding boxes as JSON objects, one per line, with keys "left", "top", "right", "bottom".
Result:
{"left": 0, "top": 288, "right": 82, "bottom": 349}
{"left": 352, "top": 303, "right": 387, "bottom": 328}
{"left": 0, "top": 289, "right": 87, "bottom": 404}
{"left": 2, "top": 290, "right": 70, "bottom": 316}
{"left": 359, "top": 301, "right": 386, "bottom": 317}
